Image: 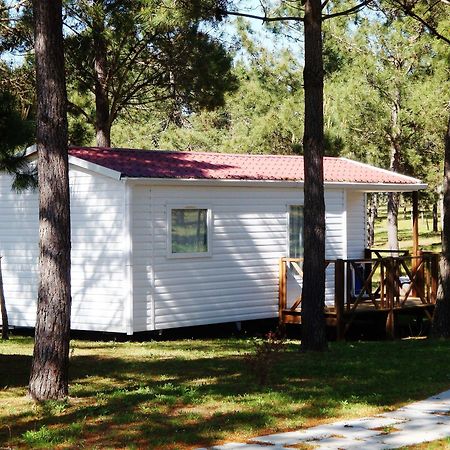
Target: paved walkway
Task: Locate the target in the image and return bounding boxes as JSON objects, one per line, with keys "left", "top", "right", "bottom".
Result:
{"left": 198, "top": 390, "right": 450, "bottom": 449}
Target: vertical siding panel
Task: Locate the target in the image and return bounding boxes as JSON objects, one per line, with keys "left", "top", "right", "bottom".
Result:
{"left": 131, "top": 186, "right": 153, "bottom": 331}
{"left": 123, "top": 182, "right": 134, "bottom": 334}
{"left": 346, "top": 191, "right": 366, "bottom": 259}
{"left": 70, "top": 168, "right": 126, "bottom": 332}
{"left": 324, "top": 189, "right": 345, "bottom": 306}
{"left": 0, "top": 174, "right": 39, "bottom": 327}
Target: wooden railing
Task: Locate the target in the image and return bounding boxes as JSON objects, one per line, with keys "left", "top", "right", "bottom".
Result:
{"left": 279, "top": 251, "right": 439, "bottom": 339}
{"left": 278, "top": 257, "right": 335, "bottom": 319}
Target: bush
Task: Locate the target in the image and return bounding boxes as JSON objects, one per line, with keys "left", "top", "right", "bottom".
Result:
{"left": 245, "top": 330, "right": 285, "bottom": 386}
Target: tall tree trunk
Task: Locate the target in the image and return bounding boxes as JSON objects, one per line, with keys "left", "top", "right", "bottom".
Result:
{"left": 387, "top": 88, "right": 401, "bottom": 252}
{"left": 387, "top": 192, "right": 399, "bottom": 251}
{"left": 431, "top": 115, "right": 450, "bottom": 338}
{"left": 93, "top": 0, "right": 111, "bottom": 147}
{"left": 300, "top": 0, "right": 327, "bottom": 351}
{"left": 0, "top": 257, "right": 9, "bottom": 340}
{"left": 29, "top": 0, "right": 71, "bottom": 401}
{"left": 433, "top": 202, "right": 439, "bottom": 233}
{"left": 367, "top": 193, "right": 378, "bottom": 248}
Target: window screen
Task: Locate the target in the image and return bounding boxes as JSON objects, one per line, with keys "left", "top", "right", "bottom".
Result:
{"left": 171, "top": 208, "right": 208, "bottom": 254}
{"left": 289, "top": 205, "right": 304, "bottom": 259}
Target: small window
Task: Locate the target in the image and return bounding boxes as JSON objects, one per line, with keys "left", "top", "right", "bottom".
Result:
{"left": 169, "top": 207, "right": 211, "bottom": 257}
{"left": 289, "top": 205, "right": 304, "bottom": 258}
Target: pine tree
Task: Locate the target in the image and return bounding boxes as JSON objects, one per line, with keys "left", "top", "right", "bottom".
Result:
{"left": 28, "top": 0, "right": 71, "bottom": 401}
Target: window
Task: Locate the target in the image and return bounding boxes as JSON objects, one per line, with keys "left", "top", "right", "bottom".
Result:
{"left": 169, "top": 207, "right": 211, "bottom": 256}
{"left": 289, "top": 205, "right": 304, "bottom": 258}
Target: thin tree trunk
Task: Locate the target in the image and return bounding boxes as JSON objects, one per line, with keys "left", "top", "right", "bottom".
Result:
{"left": 29, "top": 0, "right": 71, "bottom": 401}
{"left": 433, "top": 202, "right": 439, "bottom": 233}
{"left": 387, "top": 192, "right": 399, "bottom": 251}
{"left": 387, "top": 89, "right": 401, "bottom": 252}
{"left": 0, "top": 257, "right": 9, "bottom": 340}
{"left": 431, "top": 115, "right": 450, "bottom": 338}
{"left": 93, "top": 0, "right": 111, "bottom": 147}
{"left": 367, "top": 193, "right": 378, "bottom": 248}
{"left": 300, "top": 0, "right": 327, "bottom": 352}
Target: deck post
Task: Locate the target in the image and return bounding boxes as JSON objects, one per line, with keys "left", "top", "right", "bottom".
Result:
{"left": 335, "top": 259, "right": 345, "bottom": 341}
{"left": 431, "top": 253, "right": 439, "bottom": 303}
{"left": 279, "top": 258, "right": 287, "bottom": 327}
{"left": 386, "top": 257, "right": 396, "bottom": 339}
{"left": 364, "top": 248, "right": 373, "bottom": 297}
{"left": 416, "top": 249, "right": 425, "bottom": 301}
{"left": 412, "top": 191, "right": 419, "bottom": 258}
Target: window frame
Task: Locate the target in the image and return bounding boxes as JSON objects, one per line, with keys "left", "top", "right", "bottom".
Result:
{"left": 167, "top": 204, "right": 213, "bottom": 259}
{"left": 286, "top": 203, "right": 304, "bottom": 259}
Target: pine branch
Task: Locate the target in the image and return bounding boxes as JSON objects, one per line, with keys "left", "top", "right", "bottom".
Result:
{"left": 219, "top": 9, "right": 304, "bottom": 23}
{"left": 323, "top": 0, "right": 373, "bottom": 20}
{"left": 389, "top": 0, "right": 450, "bottom": 45}
{"left": 67, "top": 101, "right": 93, "bottom": 124}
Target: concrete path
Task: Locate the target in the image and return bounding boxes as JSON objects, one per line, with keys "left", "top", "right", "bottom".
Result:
{"left": 198, "top": 390, "right": 450, "bottom": 449}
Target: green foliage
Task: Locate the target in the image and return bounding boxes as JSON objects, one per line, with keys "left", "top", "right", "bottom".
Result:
{"left": 67, "top": 91, "right": 95, "bottom": 146}
{"left": 155, "top": 35, "right": 306, "bottom": 154}
{"left": 64, "top": 0, "right": 236, "bottom": 144}
{"left": 325, "top": 11, "right": 449, "bottom": 198}
{"left": 119, "top": 4, "right": 446, "bottom": 169}
{"left": 0, "top": 90, "right": 32, "bottom": 152}
{"left": 0, "top": 0, "right": 33, "bottom": 55}
{"left": 22, "top": 422, "right": 83, "bottom": 448}
{"left": 0, "top": 89, "right": 36, "bottom": 190}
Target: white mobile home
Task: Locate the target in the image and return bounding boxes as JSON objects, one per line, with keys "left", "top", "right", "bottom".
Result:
{"left": 0, "top": 147, "right": 425, "bottom": 334}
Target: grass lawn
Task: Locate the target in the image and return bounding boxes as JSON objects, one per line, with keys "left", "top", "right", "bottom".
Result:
{"left": 2, "top": 336, "right": 450, "bottom": 449}
{"left": 373, "top": 207, "right": 441, "bottom": 252}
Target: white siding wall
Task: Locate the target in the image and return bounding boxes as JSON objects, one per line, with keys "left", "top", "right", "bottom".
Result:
{"left": 0, "top": 166, "right": 127, "bottom": 332}
{"left": 0, "top": 174, "right": 39, "bottom": 326}
{"left": 325, "top": 189, "right": 346, "bottom": 306}
{"left": 131, "top": 184, "right": 347, "bottom": 330}
{"left": 70, "top": 167, "right": 126, "bottom": 332}
{"left": 346, "top": 191, "right": 366, "bottom": 259}
{"left": 131, "top": 186, "right": 153, "bottom": 332}
{"left": 1, "top": 168, "right": 356, "bottom": 333}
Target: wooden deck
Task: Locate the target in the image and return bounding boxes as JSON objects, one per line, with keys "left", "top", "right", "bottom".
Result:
{"left": 279, "top": 250, "right": 439, "bottom": 339}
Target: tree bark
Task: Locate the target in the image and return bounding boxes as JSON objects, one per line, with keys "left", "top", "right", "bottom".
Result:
{"left": 300, "top": 0, "right": 327, "bottom": 351}
{"left": 367, "top": 193, "right": 378, "bottom": 248}
{"left": 387, "top": 192, "right": 399, "bottom": 251}
{"left": 431, "top": 115, "right": 450, "bottom": 338}
{"left": 387, "top": 88, "right": 401, "bottom": 252}
{"left": 433, "top": 202, "right": 439, "bottom": 233}
{"left": 0, "top": 257, "right": 9, "bottom": 340}
{"left": 93, "top": 0, "right": 111, "bottom": 147}
{"left": 29, "top": 0, "right": 71, "bottom": 401}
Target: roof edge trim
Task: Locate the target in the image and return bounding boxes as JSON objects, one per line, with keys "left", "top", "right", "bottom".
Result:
{"left": 123, "top": 177, "right": 426, "bottom": 191}
{"left": 340, "top": 157, "right": 422, "bottom": 184}
{"left": 69, "top": 155, "right": 122, "bottom": 180}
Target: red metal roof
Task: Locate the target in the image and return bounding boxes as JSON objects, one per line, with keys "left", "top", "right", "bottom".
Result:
{"left": 68, "top": 147, "right": 422, "bottom": 185}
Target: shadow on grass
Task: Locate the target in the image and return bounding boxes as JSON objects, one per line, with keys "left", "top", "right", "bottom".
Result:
{"left": 0, "top": 354, "right": 31, "bottom": 388}
{"left": 3, "top": 340, "right": 450, "bottom": 448}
